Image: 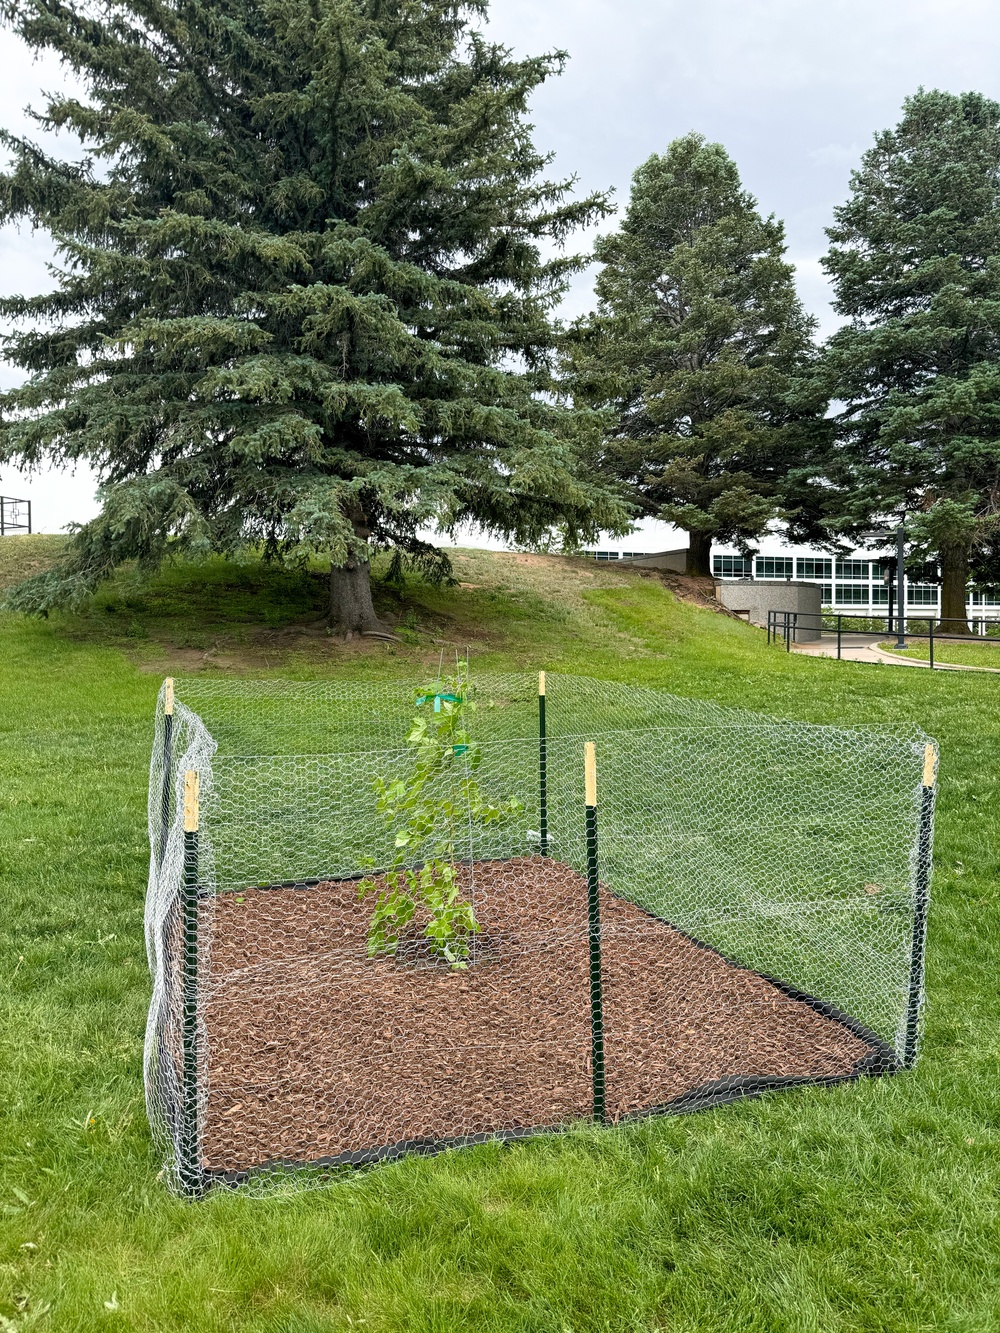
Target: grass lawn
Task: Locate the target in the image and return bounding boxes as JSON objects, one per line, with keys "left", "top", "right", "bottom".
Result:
{"left": 2, "top": 545, "right": 1000, "bottom": 1332}
{"left": 882, "top": 637, "right": 1000, "bottom": 671}
{"left": 0, "top": 535, "right": 67, "bottom": 591}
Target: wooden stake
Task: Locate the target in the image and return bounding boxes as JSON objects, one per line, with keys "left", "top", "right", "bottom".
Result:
{"left": 922, "top": 743, "right": 936, "bottom": 789}
{"left": 584, "top": 741, "right": 597, "bottom": 808}
{"left": 538, "top": 670, "right": 546, "bottom": 697}
{"left": 164, "top": 676, "right": 174, "bottom": 716}
{"left": 184, "top": 770, "right": 200, "bottom": 833}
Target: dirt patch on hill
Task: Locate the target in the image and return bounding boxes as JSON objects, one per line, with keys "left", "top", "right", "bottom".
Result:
{"left": 649, "top": 571, "right": 726, "bottom": 612}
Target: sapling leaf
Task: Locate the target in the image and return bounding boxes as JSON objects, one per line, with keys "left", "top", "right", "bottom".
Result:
{"left": 363, "top": 659, "right": 518, "bottom": 968}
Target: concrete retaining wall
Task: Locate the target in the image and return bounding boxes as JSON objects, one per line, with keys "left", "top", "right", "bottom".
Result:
{"left": 618, "top": 549, "right": 688, "bottom": 573}
{"left": 716, "top": 580, "right": 823, "bottom": 641}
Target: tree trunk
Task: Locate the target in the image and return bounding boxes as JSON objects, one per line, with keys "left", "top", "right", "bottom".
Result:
{"left": 685, "top": 531, "right": 713, "bottom": 578}
{"left": 938, "top": 544, "right": 971, "bottom": 635}
{"left": 329, "top": 554, "right": 390, "bottom": 635}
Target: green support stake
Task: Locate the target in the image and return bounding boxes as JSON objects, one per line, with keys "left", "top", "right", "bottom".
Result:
{"left": 903, "top": 744, "right": 936, "bottom": 1069}
{"left": 158, "top": 678, "right": 174, "bottom": 870}
{"left": 584, "top": 743, "right": 606, "bottom": 1124}
{"left": 538, "top": 672, "right": 549, "bottom": 857}
{"left": 180, "top": 769, "right": 204, "bottom": 1198}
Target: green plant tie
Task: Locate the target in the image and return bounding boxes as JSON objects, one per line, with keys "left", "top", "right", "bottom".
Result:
{"left": 416, "top": 692, "right": 462, "bottom": 711}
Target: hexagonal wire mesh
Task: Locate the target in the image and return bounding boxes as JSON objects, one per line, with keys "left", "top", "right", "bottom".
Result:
{"left": 144, "top": 671, "right": 937, "bottom": 1197}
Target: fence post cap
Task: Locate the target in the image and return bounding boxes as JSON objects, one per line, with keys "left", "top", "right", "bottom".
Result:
{"left": 184, "top": 770, "right": 199, "bottom": 832}
{"left": 164, "top": 677, "right": 174, "bottom": 716}
{"left": 584, "top": 742, "right": 597, "bottom": 806}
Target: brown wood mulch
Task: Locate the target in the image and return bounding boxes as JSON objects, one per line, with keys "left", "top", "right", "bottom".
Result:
{"left": 199, "top": 857, "right": 874, "bottom": 1173}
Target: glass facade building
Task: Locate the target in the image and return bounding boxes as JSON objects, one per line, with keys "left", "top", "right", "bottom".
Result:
{"left": 711, "top": 548, "right": 997, "bottom": 625}
{"left": 578, "top": 543, "right": 1000, "bottom": 625}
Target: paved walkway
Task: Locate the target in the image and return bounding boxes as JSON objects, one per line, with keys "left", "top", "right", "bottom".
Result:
{"left": 786, "top": 632, "right": 1000, "bottom": 674}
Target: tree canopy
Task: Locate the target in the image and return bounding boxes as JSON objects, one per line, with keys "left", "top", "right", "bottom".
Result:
{"left": 563, "top": 133, "right": 821, "bottom": 577}
{"left": 819, "top": 88, "right": 1000, "bottom": 629}
{"left": 0, "top": 0, "right": 627, "bottom": 629}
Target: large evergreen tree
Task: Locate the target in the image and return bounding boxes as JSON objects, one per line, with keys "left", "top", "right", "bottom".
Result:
{"left": 563, "top": 134, "right": 819, "bottom": 577}
{"left": 0, "top": 0, "right": 625, "bottom": 630}
{"left": 820, "top": 89, "right": 1000, "bottom": 631}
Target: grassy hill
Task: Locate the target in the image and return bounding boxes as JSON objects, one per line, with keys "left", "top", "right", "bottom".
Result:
{"left": 0, "top": 539, "right": 735, "bottom": 673}
{"left": 2, "top": 543, "right": 999, "bottom": 1331}
{"left": 0, "top": 533, "right": 67, "bottom": 590}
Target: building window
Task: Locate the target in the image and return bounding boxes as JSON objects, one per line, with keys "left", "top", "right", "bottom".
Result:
{"left": 796, "top": 558, "right": 832, "bottom": 579}
{"left": 755, "top": 556, "right": 793, "bottom": 579}
{"left": 907, "top": 585, "right": 938, "bottom": 606}
{"left": 835, "top": 560, "right": 869, "bottom": 580}
{"left": 835, "top": 585, "right": 869, "bottom": 605}
{"left": 872, "top": 585, "right": 889, "bottom": 604}
{"left": 820, "top": 585, "right": 833, "bottom": 604}
{"left": 586, "top": 551, "right": 644, "bottom": 561}
{"left": 713, "top": 555, "right": 753, "bottom": 578}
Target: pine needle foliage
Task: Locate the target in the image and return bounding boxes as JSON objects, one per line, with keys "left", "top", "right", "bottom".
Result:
{"left": 563, "top": 134, "right": 821, "bottom": 577}
{"left": 0, "top": 0, "right": 625, "bottom": 625}
{"left": 819, "top": 89, "right": 1000, "bottom": 629}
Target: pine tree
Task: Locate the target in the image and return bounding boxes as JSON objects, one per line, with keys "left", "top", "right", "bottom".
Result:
{"left": 0, "top": 0, "right": 625, "bottom": 630}
{"left": 563, "top": 134, "right": 820, "bottom": 578}
{"left": 820, "top": 89, "right": 1000, "bottom": 631}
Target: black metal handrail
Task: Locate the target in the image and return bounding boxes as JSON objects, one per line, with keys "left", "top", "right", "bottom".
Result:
{"left": 766, "top": 608, "right": 1000, "bottom": 668}
{"left": 0, "top": 496, "right": 31, "bottom": 536}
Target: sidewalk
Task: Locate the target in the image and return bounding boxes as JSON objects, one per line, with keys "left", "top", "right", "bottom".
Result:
{"left": 787, "top": 632, "right": 1000, "bottom": 673}
{"left": 791, "top": 632, "right": 888, "bottom": 664}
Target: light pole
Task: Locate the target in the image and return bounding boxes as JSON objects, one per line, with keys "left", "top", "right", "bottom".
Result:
{"left": 895, "top": 521, "right": 907, "bottom": 650}
{"left": 884, "top": 560, "right": 895, "bottom": 635}
{"left": 861, "top": 520, "right": 907, "bottom": 649}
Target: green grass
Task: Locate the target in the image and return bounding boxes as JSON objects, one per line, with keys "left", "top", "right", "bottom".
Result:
{"left": 883, "top": 636, "right": 1000, "bottom": 670}
{"left": 0, "top": 534, "right": 67, "bottom": 590}
{"left": 3, "top": 547, "right": 1000, "bottom": 1331}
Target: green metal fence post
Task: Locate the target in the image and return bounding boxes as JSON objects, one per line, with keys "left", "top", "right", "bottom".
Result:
{"left": 584, "top": 743, "right": 606, "bottom": 1124}
{"left": 158, "top": 678, "right": 174, "bottom": 870}
{"left": 903, "top": 744, "right": 936, "bottom": 1069}
{"left": 180, "top": 769, "right": 204, "bottom": 1198}
{"left": 538, "top": 672, "right": 549, "bottom": 857}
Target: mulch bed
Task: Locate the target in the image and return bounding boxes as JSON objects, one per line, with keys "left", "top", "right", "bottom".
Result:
{"left": 200, "top": 856, "right": 877, "bottom": 1174}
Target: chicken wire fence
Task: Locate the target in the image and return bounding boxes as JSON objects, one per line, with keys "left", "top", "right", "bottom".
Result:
{"left": 144, "top": 671, "right": 937, "bottom": 1197}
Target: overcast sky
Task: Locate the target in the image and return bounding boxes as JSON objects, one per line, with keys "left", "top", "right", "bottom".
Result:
{"left": 2, "top": 0, "right": 999, "bottom": 541}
